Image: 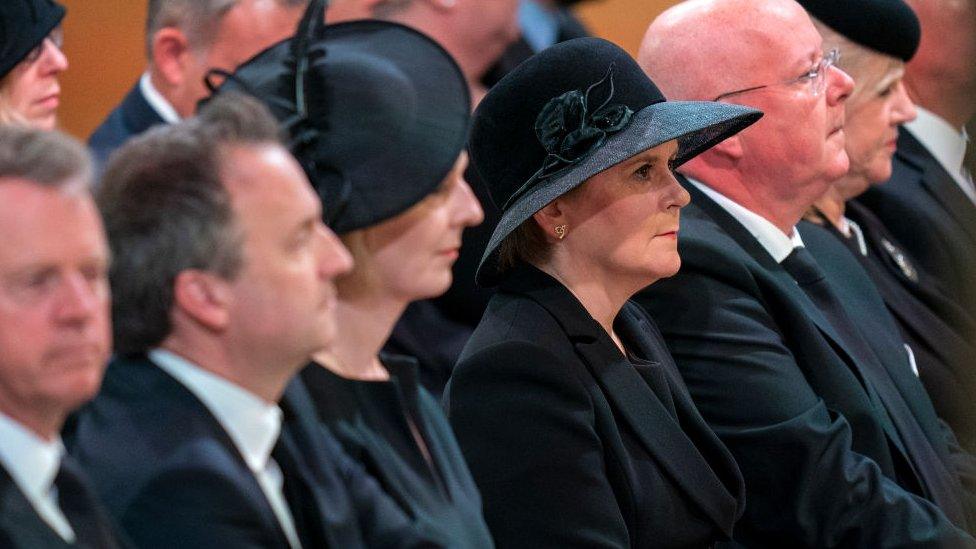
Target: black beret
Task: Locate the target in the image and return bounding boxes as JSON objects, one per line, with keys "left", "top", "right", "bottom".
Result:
{"left": 0, "top": 0, "right": 65, "bottom": 79}
{"left": 798, "top": 0, "right": 921, "bottom": 61}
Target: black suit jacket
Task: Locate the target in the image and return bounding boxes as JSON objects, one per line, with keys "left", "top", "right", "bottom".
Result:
{"left": 87, "top": 82, "right": 166, "bottom": 169}
{"left": 636, "top": 180, "right": 976, "bottom": 547}
{"left": 66, "top": 354, "right": 433, "bottom": 548}
{"left": 445, "top": 264, "right": 746, "bottom": 548}
{"left": 859, "top": 128, "right": 976, "bottom": 315}
{"left": 808, "top": 202, "right": 976, "bottom": 453}
{"left": 0, "top": 459, "right": 125, "bottom": 549}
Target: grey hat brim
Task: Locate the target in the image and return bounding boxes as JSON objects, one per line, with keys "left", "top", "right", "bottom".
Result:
{"left": 476, "top": 100, "right": 762, "bottom": 287}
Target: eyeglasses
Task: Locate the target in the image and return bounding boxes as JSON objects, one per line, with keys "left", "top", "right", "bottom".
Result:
{"left": 711, "top": 48, "right": 840, "bottom": 102}
{"left": 22, "top": 27, "right": 64, "bottom": 66}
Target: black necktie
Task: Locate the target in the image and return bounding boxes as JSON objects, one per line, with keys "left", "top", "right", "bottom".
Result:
{"left": 272, "top": 432, "right": 327, "bottom": 549}
{"left": 54, "top": 457, "right": 120, "bottom": 549}
{"left": 781, "top": 246, "right": 970, "bottom": 528}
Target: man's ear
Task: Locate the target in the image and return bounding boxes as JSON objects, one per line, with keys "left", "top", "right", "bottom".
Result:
{"left": 150, "top": 27, "right": 192, "bottom": 87}
{"left": 706, "top": 133, "right": 745, "bottom": 162}
{"left": 172, "top": 269, "right": 232, "bottom": 331}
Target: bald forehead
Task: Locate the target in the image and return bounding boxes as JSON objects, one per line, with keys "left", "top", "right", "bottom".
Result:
{"left": 640, "top": 0, "right": 819, "bottom": 99}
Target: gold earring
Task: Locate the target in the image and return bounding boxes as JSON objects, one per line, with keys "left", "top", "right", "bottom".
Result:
{"left": 554, "top": 225, "right": 567, "bottom": 239}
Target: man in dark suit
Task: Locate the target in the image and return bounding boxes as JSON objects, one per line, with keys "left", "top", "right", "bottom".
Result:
{"left": 0, "top": 127, "right": 123, "bottom": 548}
{"left": 87, "top": 0, "right": 308, "bottom": 167}
{"left": 858, "top": 0, "right": 976, "bottom": 314}
{"left": 635, "top": 0, "right": 976, "bottom": 545}
{"left": 69, "top": 94, "right": 432, "bottom": 548}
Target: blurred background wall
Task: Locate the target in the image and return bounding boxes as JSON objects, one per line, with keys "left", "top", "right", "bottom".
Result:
{"left": 57, "top": 0, "right": 676, "bottom": 140}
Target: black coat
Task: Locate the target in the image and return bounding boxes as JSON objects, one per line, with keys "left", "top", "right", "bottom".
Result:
{"left": 66, "top": 354, "right": 433, "bottom": 548}
{"left": 300, "top": 356, "right": 494, "bottom": 548}
{"left": 445, "top": 264, "right": 746, "bottom": 548}
{"left": 859, "top": 128, "right": 976, "bottom": 316}
{"left": 636, "top": 179, "right": 976, "bottom": 547}
{"left": 87, "top": 82, "right": 166, "bottom": 169}
{"left": 806, "top": 202, "right": 976, "bottom": 453}
{"left": 0, "top": 458, "right": 126, "bottom": 549}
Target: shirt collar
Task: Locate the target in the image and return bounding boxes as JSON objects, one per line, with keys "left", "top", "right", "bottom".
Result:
{"left": 149, "top": 349, "right": 282, "bottom": 473}
{"left": 518, "top": 0, "right": 560, "bottom": 52}
{"left": 0, "top": 411, "right": 64, "bottom": 502}
{"left": 905, "top": 106, "right": 969, "bottom": 179}
{"left": 688, "top": 177, "right": 804, "bottom": 262}
{"left": 139, "top": 72, "right": 182, "bottom": 125}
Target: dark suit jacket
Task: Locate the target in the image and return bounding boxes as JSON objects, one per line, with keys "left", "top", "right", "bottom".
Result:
{"left": 87, "top": 82, "right": 166, "bottom": 169}
{"left": 859, "top": 128, "right": 976, "bottom": 315}
{"left": 636, "top": 180, "right": 976, "bottom": 547}
{"left": 66, "top": 354, "right": 433, "bottom": 548}
{"left": 0, "top": 459, "right": 125, "bottom": 549}
{"left": 445, "top": 264, "right": 746, "bottom": 548}
{"left": 808, "top": 202, "right": 976, "bottom": 453}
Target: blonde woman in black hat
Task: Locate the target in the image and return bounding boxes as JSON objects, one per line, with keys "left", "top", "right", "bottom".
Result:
{"left": 443, "top": 37, "right": 761, "bottom": 548}
{"left": 0, "top": 0, "right": 67, "bottom": 128}
{"left": 214, "top": 6, "right": 492, "bottom": 546}
{"left": 797, "top": 0, "right": 976, "bottom": 454}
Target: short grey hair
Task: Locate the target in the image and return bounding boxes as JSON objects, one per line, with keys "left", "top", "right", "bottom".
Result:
{"left": 145, "top": 0, "right": 310, "bottom": 57}
{"left": 98, "top": 92, "right": 282, "bottom": 354}
{"left": 0, "top": 126, "right": 92, "bottom": 190}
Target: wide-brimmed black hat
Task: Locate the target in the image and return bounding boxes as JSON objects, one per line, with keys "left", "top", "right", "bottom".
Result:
{"left": 209, "top": 0, "right": 470, "bottom": 234}
{"left": 797, "top": 0, "right": 920, "bottom": 61}
{"left": 0, "top": 0, "right": 64, "bottom": 79}
{"left": 472, "top": 37, "right": 762, "bottom": 286}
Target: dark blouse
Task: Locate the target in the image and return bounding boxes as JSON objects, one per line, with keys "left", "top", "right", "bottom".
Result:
{"left": 300, "top": 355, "right": 494, "bottom": 549}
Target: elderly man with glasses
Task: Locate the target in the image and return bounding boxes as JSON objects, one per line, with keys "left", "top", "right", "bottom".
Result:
{"left": 633, "top": 0, "right": 976, "bottom": 545}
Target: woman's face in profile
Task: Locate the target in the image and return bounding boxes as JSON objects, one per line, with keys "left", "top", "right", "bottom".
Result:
{"left": 1, "top": 27, "right": 67, "bottom": 129}
{"left": 554, "top": 139, "right": 690, "bottom": 286}
{"left": 352, "top": 152, "right": 484, "bottom": 302}
{"left": 842, "top": 54, "right": 916, "bottom": 195}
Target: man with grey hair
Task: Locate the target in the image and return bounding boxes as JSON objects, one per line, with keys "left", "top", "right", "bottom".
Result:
{"left": 87, "top": 0, "right": 307, "bottom": 167}
{"left": 69, "top": 93, "right": 433, "bottom": 548}
{"left": 0, "top": 127, "right": 123, "bottom": 548}
{"left": 634, "top": 0, "right": 976, "bottom": 545}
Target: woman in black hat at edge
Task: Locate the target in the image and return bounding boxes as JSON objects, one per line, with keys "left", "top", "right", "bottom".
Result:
{"left": 443, "top": 37, "right": 762, "bottom": 548}
{"left": 0, "top": 0, "right": 68, "bottom": 129}
{"left": 213, "top": 5, "right": 492, "bottom": 546}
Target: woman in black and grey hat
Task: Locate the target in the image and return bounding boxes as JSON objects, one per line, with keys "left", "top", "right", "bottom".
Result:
{"left": 443, "top": 37, "right": 762, "bottom": 548}
{"left": 212, "top": 3, "right": 492, "bottom": 546}
{"left": 0, "top": 0, "right": 67, "bottom": 128}
{"left": 797, "top": 0, "right": 976, "bottom": 455}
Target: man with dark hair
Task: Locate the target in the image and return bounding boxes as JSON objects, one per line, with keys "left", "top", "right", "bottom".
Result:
{"left": 69, "top": 93, "right": 432, "bottom": 548}
{"left": 87, "top": 0, "right": 308, "bottom": 167}
{"left": 0, "top": 126, "right": 123, "bottom": 548}
{"left": 635, "top": 0, "right": 976, "bottom": 544}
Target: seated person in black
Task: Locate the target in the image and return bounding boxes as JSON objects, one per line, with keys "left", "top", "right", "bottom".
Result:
{"left": 0, "top": 126, "right": 124, "bottom": 548}
{"left": 444, "top": 37, "right": 761, "bottom": 548}
{"left": 212, "top": 16, "right": 493, "bottom": 548}
{"left": 798, "top": 0, "right": 976, "bottom": 454}
{"left": 68, "top": 85, "right": 432, "bottom": 548}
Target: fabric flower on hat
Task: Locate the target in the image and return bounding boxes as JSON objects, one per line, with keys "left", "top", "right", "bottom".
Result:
{"left": 504, "top": 64, "right": 633, "bottom": 210}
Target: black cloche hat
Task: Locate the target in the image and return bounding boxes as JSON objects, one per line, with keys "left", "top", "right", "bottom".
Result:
{"left": 0, "top": 0, "right": 65, "bottom": 79}
{"left": 210, "top": 0, "right": 470, "bottom": 234}
{"left": 471, "top": 37, "right": 763, "bottom": 286}
{"left": 797, "top": 0, "right": 921, "bottom": 61}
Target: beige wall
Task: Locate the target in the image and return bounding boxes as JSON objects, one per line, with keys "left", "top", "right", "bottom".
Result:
{"left": 56, "top": 0, "right": 676, "bottom": 140}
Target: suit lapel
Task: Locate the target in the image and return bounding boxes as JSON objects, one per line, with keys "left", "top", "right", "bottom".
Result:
{"left": 897, "top": 130, "right": 976, "bottom": 243}
{"left": 509, "top": 267, "right": 740, "bottom": 534}
{"left": 0, "top": 465, "right": 69, "bottom": 549}
{"left": 135, "top": 356, "right": 294, "bottom": 548}
{"left": 122, "top": 84, "right": 167, "bottom": 136}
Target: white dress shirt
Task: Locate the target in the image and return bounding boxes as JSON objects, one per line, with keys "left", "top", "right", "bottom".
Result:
{"left": 904, "top": 106, "right": 975, "bottom": 204}
{"left": 139, "top": 72, "right": 181, "bottom": 124}
{"left": 0, "top": 411, "right": 76, "bottom": 543}
{"left": 149, "top": 349, "right": 302, "bottom": 549}
{"left": 688, "top": 178, "right": 804, "bottom": 261}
